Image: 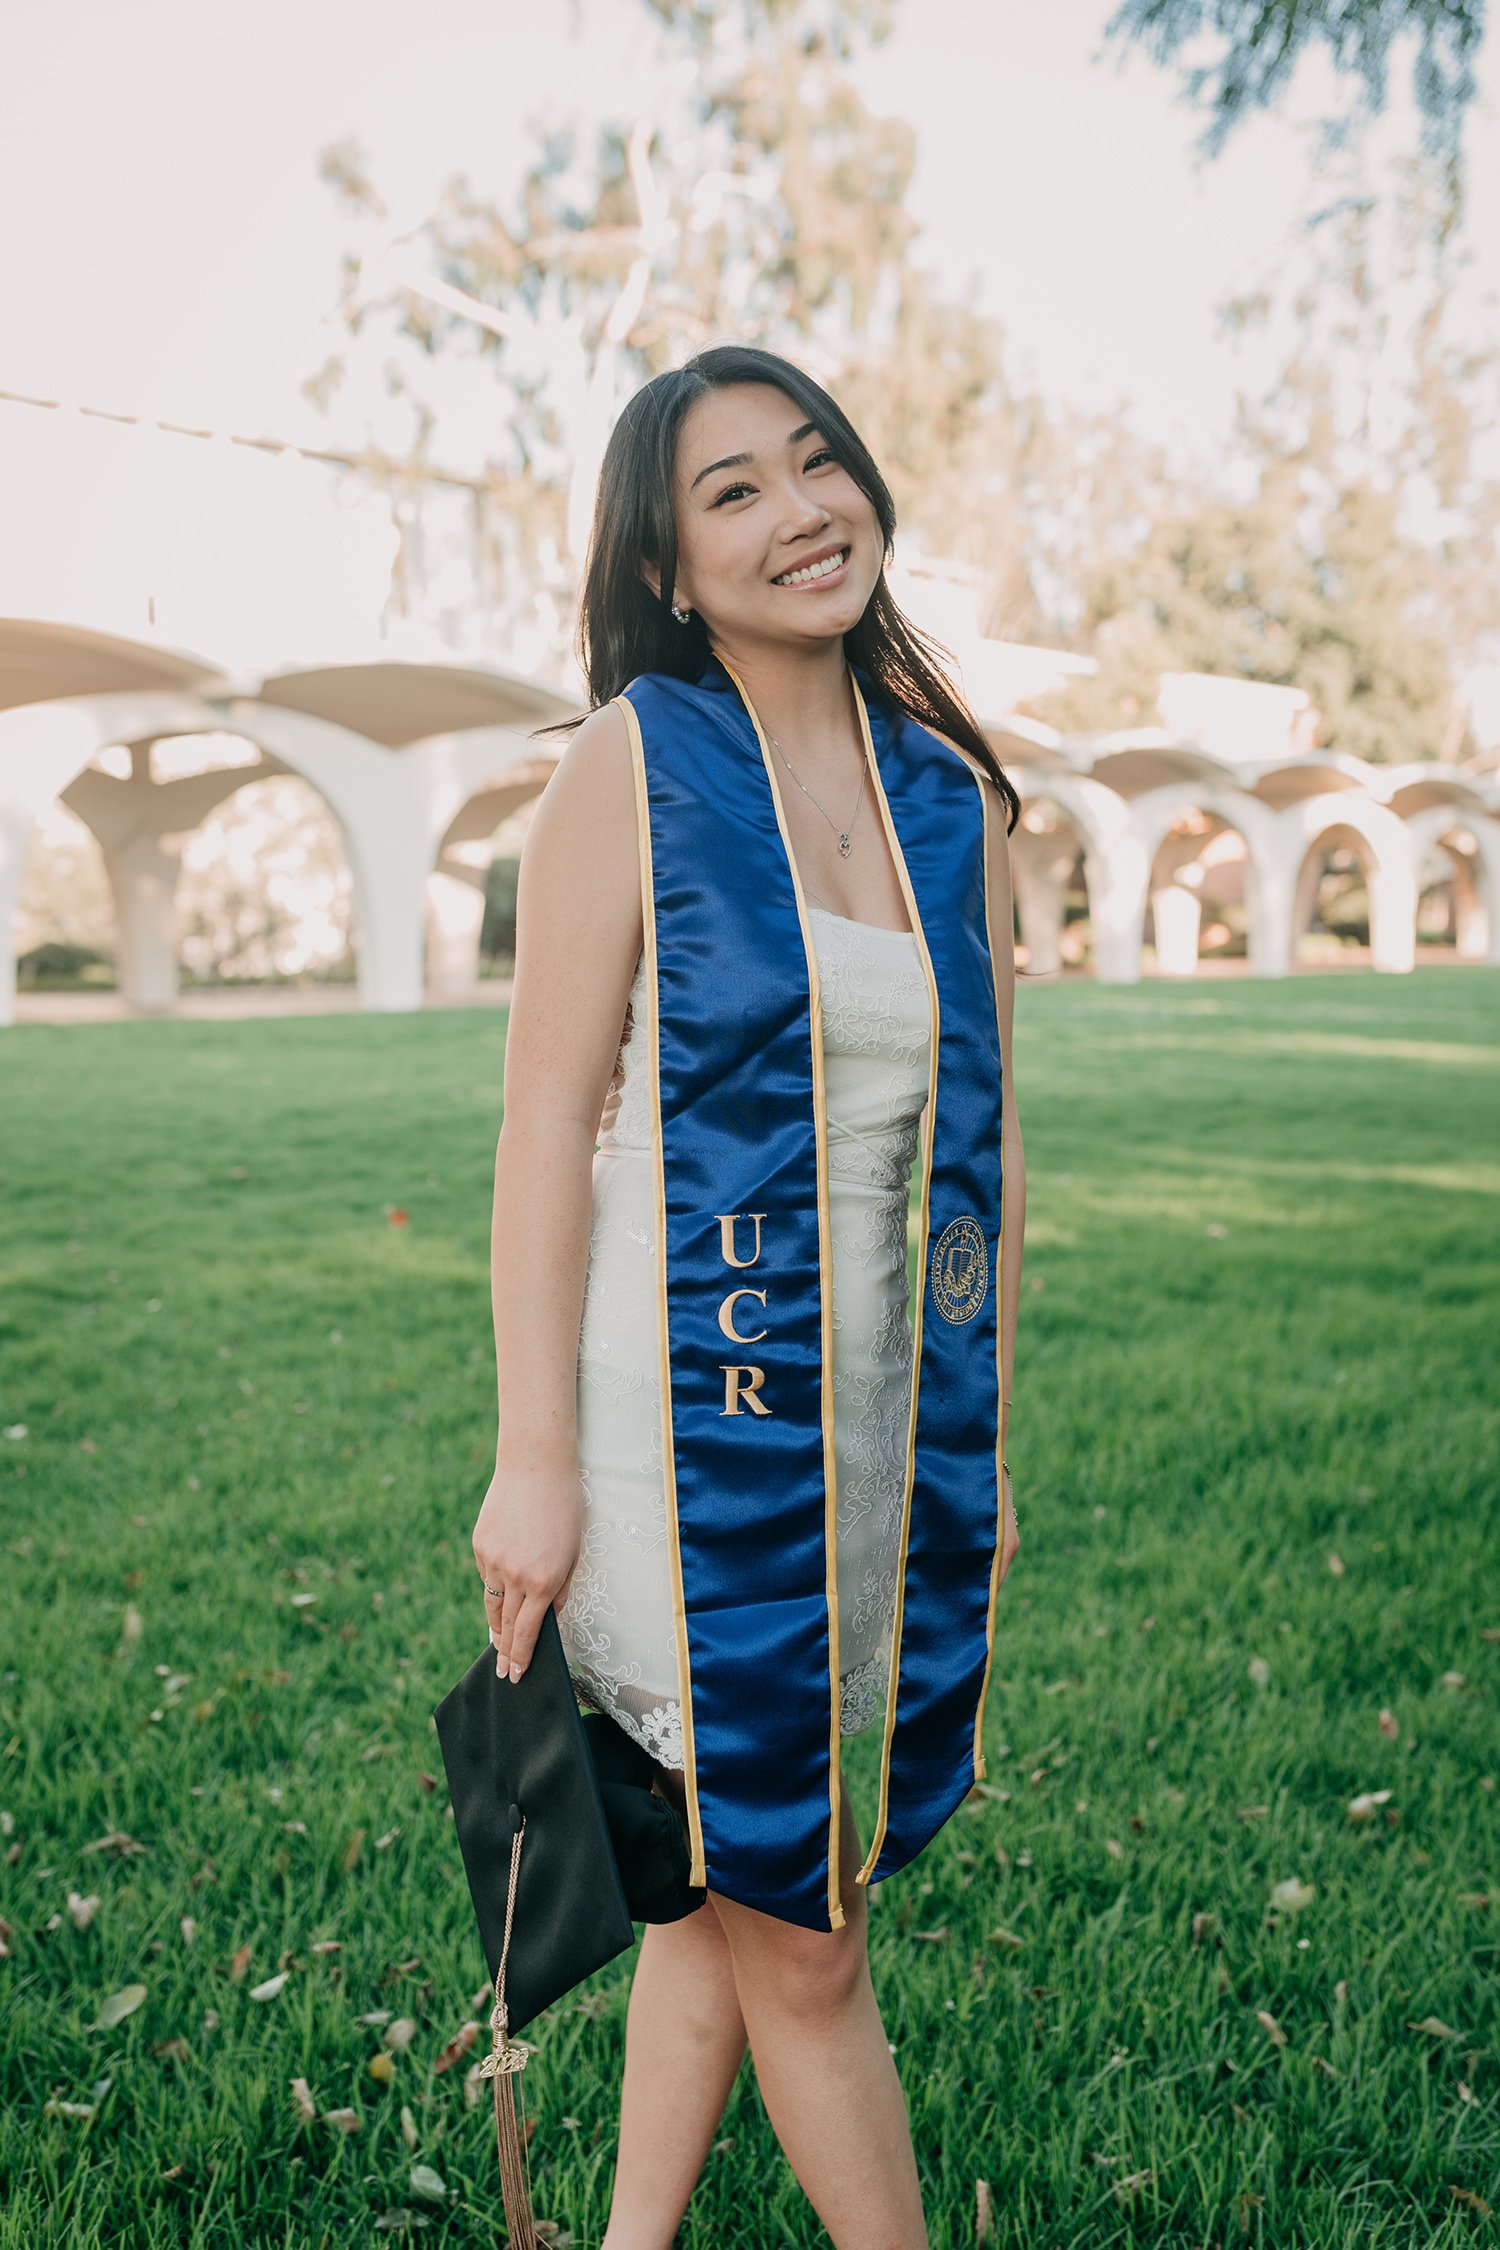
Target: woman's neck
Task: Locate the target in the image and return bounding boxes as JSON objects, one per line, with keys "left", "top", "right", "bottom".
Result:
{"left": 707, "top": 633, "right": 856, "bottom": 759}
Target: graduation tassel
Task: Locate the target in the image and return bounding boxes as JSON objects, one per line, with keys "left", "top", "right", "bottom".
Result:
{"left": 479, "top": 1817, "right": 537, "bottom": 2249}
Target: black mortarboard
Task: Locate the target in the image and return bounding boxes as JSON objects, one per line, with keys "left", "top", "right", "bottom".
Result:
{"left": 433, "top": 1605, "right": 703, "bottom": 2246}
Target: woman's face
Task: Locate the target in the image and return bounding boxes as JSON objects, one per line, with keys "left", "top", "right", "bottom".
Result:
{"left": 665, "top": 382, "right": 884, "bottom": 655}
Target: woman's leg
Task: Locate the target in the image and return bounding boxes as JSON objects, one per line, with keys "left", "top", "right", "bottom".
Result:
{"left": 710, "top": 1780, "right": 928, "bottom": 2250}
{"left": 601, "top": 1776, "right": 749, "bottom": 2250}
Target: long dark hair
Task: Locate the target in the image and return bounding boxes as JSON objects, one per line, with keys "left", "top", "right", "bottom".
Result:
{"left": 550, "top": 343, "right": 1021, "bottom": 835}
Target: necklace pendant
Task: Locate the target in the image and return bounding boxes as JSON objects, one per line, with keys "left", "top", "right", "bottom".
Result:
{"left": 838, "top": 833, "right": 852, "bottom": 858}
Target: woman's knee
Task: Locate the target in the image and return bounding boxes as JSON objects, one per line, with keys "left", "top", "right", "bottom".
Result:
{"left": 712, "top": 1898, "right": 868, "bottom": 2020}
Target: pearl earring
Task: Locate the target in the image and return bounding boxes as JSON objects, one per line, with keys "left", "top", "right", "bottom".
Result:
{"left": 671, "top": 605, "right": 691, "bottom": 624}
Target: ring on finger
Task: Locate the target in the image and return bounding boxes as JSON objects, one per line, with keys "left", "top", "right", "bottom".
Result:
{"left": 483, "top": 1583, "right": 505, "bottom": 1599}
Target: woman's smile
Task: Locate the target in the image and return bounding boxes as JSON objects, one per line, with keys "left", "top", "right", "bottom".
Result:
{"left": 771, "top": 542, "right": 852, "bottom": 589}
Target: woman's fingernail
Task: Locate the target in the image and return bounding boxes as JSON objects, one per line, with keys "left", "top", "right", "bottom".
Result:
{"left": 509, "top": 1662, "right": 522, "bottom": 1683}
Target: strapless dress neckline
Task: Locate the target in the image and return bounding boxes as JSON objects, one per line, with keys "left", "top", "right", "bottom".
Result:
{"left": 808, "top": 904, "right": 915, "bottom": 940}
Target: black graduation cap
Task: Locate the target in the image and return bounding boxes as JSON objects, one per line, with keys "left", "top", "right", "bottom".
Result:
{"left": 433, "top": 1605, "right": 703, "bottom": 2245}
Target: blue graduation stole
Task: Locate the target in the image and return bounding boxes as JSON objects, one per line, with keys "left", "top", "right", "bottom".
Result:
{"left": 614, "top": 655, "right": 1006, "bottom": 1932}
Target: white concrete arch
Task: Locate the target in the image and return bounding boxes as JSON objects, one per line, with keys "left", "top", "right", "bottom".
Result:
{"left": 1283, "top": 795, "right": 1418, "bottom": 974}
{"left": 417, "top": 728, "right": 560, "bottom": 1001}
{"left": 0, "top": 690, "right": 229, "bottom": 1025}
{"left": 1009, "top": 769, "right": 1149, "bottom": 983}
{"left": 1127, "top": 783, "right": 1286, "bottom": 977}
{"left": 1401, "top": 802, "right": 1500, "bottom": 963}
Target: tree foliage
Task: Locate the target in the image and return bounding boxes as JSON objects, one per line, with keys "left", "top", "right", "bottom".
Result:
{"left": 1103, "top": 0, "right": 1487, "bottom": 221}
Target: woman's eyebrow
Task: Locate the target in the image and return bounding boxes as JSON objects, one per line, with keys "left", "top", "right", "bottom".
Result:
{"left": 688, "top": 421, "right": 820, "bottom": 492}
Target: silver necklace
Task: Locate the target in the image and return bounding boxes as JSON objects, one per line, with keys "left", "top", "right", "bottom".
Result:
{"left": 766, "top": 728, "right": 869, "bottom": 858}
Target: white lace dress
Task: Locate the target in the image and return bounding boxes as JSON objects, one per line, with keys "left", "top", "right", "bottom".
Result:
{"left": 556, "top": 905, "right": 932, "bottom": 1772}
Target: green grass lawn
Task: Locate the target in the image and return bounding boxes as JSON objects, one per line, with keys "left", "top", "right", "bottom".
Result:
{"left": 1, "top": 967, "right": 1496, "bottom": 2249}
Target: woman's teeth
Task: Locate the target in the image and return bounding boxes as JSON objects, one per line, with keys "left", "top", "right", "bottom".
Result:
{"left": 774, "top": 548, "right": 848, "bottom": 587}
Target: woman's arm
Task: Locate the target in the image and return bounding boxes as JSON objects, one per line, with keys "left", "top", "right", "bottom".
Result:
{"left": 474, "top": 701, "right": 644, "bottom": 1681}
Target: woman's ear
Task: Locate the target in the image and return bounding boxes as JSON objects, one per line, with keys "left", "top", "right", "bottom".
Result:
{"left": 640, "top": 562, "right": 663, "bottom": 603}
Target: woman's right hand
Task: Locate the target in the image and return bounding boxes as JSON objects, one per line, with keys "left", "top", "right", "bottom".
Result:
{"left": 472, "top": 1452, "right": 584, "bottom": 1683}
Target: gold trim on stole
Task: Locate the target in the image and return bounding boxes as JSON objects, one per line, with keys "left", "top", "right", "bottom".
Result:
{"left": 614, "top": 691, "right": 707, "bottom": 1888}
{"left": 848, "top": 673, "right": 943, "bottom": 1888}
{"left": 968, "top": 767, "right": 1007, "bottom": 1783}
{"left": 716, "top": 656, "right": 847, "bottom": 1932}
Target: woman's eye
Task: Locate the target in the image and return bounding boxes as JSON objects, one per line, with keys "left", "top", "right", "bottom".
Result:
{"left": 805, "top": 449, "right": 837, "bottom": 471}
{"left": 713, "top": 481, "right": 754, "bottom": 507}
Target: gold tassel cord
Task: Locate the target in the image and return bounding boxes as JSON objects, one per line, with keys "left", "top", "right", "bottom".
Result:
{"left": 478, "top": 1816, "right": 537, "bottom": 2249}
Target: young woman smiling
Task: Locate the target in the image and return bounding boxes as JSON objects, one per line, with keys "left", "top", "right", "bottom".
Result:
{"left": 472, "top": 345, "right": 1025, "bottom": 2249}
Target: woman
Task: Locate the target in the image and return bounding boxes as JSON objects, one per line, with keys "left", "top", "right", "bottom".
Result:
{"left": 473, "top": 344, "right": 1024, "bottom": 2250}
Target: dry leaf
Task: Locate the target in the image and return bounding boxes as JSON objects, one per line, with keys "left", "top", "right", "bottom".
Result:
{"left": 383, "top": 2018, "right": 418, "bottom": 2052}
{"left": 1378, "top": 1708, "right": 1399, "bottom": 1739}
{"left": 1440, "top": 1671, "right": 1466, "bottom": 1689}
{"left": 44, "top": 2098, "right": 96, "bottom": 2120}
{"left": 1104, "top": 1837, "right": 1124, "bottom": 1859}
{"left": 463, "top": 2061, "right": 485, "bottom": 2108}
{"left": 1269, "top": 1877, "right": 1315, "bottom": 1912}
{"left": 1256, "top": 2010, "right": 1287, "bottom": 2045}
{"left": 248, "top": 1972, "right": 289, "bottom": 2002}
{"left": 290, "top": 2077, "right": 318, "bottom": 2122}
{"left": 409, "top": 2164, "right": 447, "bottom": 2203}
{"left": 976, "top": 2177, "right": 995, "bottom": 2242}
{"left": 400, "top": 2103, "right": 419, "bottom": 2151}
{"left": 1407, "top": 2016, "right": 1459, "bottom": 2039}
{"left": 122, "top": 1605, "right": 143, "bottom": 1642}
{"left": 1311, "top": 2053, "right": 1339, "bottom": 2077}
{"left": 1111, "top": 2169, "right": 1154, "bottom": 2200}
{"left": 0, "top": 1915, "right": 12, "bottom": 1957}
{"left": 1247, "top": 1657, "right": 1271, "bottom": 1687}
{"left": 431, "top": 2021, "right": 478, "bottom": 2074}
{"left": 153, "top": 2038, "right": 191, "bottom": 2063}
{"left": 96, "top": 1983, "right": 147, "bottom": 2029}
{"left": 229, "top": 1945, "right": 252, "bottom": 1982}
{"left": 375, "top": 1829, "right": 401, "bottom": 1851}
{"left": 341, "top": 1830, "right": 365, "bottom": 1872}
{"left": 1450, "top": 2188, "right": 1490, "bottom": 2214}
{"left": 67, "top": 1892, "right": 100, "bottom": 1929}
{"left": 1348, "top": 1790, "right": 1393, "bottom": 1821}
{"left": 322, "top": 2107, "right": 361, "bottom": 2133}
{"left": 311, "top": 1939, "right": 343, "bottom": 1954}
{"left": 1327, "top": 1552, "right": 1345, "bottom": 1577}
{"left": 83, "top": 1831, "right": 147, "bottom": 1859}
{"left": 1191, "top": 1912, "right": 1215, "bottom": 1943}
{"left": 990, "top": 1928, "right": 1024, "bottom": 1949}
{"left": 912, "top": 1928, "right": 949, "bottom": 1944}
{"left": 179, "top": 1918, "right": 196, "bottom": 1947}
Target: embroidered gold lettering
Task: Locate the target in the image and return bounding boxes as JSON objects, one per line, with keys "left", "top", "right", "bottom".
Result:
{"left": 717, "top": 1212, "right": 766, "bottom": 1269}
{"left": 720, "top": 1364, "right": 773, "bottom": 1417}
{"left": 717, "top": 1287, "right": 769, "bottom": 1344}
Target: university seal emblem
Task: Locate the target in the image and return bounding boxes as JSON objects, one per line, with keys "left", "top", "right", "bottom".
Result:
{"left": 929, "top": 1215, "right": 989, "bottom": 1325}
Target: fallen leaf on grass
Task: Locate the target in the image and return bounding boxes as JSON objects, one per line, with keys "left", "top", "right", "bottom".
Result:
{"left": 67, "top": 1893, "right": 100, "bottom": 1929}
{"left": 341, "top": 1830, "right": 365, "bottom": 1871}
{"left": 311, "top": 1939, "right": 342, "bottom": 1954}
{"left": 374, "top": 2214, "right": 431, "bottom": 2235}
{"left": 383, "top": 2018, "right": 418, "bottom": 2052}
{"left": 1348, "top": 1790, "right": 1393, "bottom": 1821}
{"left": 1407, "top": 2016, "right": 1459, "bottom": 2039}
{"left": 95, "top": 1984, "right": 147, "bottom": 2029}
{"left": 989, "top": 1928, "right": 1024, "bottom": 1949}
{"left": 1312, "top": 2054, "right": 1339, "bottom": 2078}
{"left": 0, "top": 1915, "right": 12, "bottom": 1956}
{"left": 432, "top": 2021, "right": 478, "bottom": 2073}
{"left": 912, "top": 1928, "right": 949, "bottom": 1944}
{"left": 976, "top": 2179, "right": 995, "bottom": 2241}
{"left": 1269, "top": 1877, "right": 1315, "bottom": 1912}
{"left": 248, "top": 1972, "right": 289, "bottom": 2002}
{"left": 1111, "top": 2170, "right": 1154, "bottom": 2200}
{"left": 229, "top": 1945, "right": 252, "bottom": 1982}
{"left": 1255, "top": 2011, "right": 1287, "bottom": 2046}
{"left": 1327, "top": 1552, "right": 1345, "bottom": 1577}
{"left": 369, "top": 2053, "right": 395, "bottom": 2083}
{"left": 82, "top": 1831, "right": 148, "bottom": 1859}
{"left": 463, "top": 2062, "right": 485, "bottom": 2109}
{"left": 400, "top": 2104, "right": 419, "bottom": 2151}
{"left": 1450, "top": 2188, "right": 1491, "bottom": 2215}
{"left": 1440, "top": 1671, "right": 1466, "bottom": 1689}
{"left": 323, "top": 2107, "right": 360, "bottom": 2133}
{"left": 290, "top": 2077, "right": 318, "bottom": 2122}
{"left": 179, "top": 1918, "right": 196, "bottom": 1947}
{"left": 1191, "top": 1912, "right": 1215, "bottom": 1943}
{"left": 409, "top": 2164, "right": 447, "bottom": 2203}
{"left": 1378, "top": 1707, "right": 1399, "bottom": 1738}
{"left": 44, "top": 2098, "right": 96, "bottom": 2120}
{"left": 153, "top": 2038, "right": 191, "bottom": 2063}
{"left": 376, "top": 1829, "right": 401, "bottom": 1851}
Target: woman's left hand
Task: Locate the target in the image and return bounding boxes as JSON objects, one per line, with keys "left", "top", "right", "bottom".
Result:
{"left": 997, "top": 1464, "right": 1020, "bottom": 1588}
